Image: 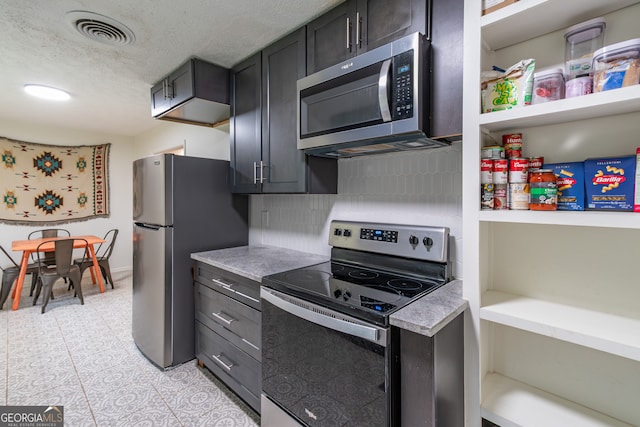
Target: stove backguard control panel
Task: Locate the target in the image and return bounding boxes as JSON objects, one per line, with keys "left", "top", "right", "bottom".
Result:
{"left": 328, "top": 220, "right": 449, "bottom": 263}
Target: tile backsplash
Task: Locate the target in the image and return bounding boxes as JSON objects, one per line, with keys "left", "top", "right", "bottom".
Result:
{"left": 249, "top": 142, "right": 462, "bottom": 278}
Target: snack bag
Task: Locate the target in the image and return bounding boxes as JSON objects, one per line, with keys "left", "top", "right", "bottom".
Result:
{"left": 482, "top": 59, "right": 536, "bottom": 112}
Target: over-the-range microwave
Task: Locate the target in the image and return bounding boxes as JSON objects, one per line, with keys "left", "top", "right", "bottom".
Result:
{"left": 297, "top": 32, "right": 448, "bottom": 158}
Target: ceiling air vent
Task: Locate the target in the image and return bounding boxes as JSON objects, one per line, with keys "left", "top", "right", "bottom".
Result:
{"left": 66, "top": 11, "right": 135, "bottom": 46}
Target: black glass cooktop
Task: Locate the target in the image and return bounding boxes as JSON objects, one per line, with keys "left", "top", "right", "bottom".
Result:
{"left": 263, "top": 261, "right": 445, "bottom": 324}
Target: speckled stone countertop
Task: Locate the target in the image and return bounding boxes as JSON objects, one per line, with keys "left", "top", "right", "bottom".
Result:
{"left": 191, "top": 245, "right": 329, "bottom": 283}
{"left": 390, "top": 279, "right": 467, "bottom": 337}
{"left": 192, "top": 246, "right": 466, "bottom": 336}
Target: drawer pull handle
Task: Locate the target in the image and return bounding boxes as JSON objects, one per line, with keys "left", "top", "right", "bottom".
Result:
{"left": 212, "top": 354, "right": 234, "bottom": 371}
{"left": 234, "top": 290, "right": 259, "bottom": 303}
{"left": 211, "top": 278, "right": 233, "bottom": 291}
{"left": 212, "top": 312, "right": 235, "bottom": 326}
{"left": 242, "top": 338, "right": 260, "bottom": 351}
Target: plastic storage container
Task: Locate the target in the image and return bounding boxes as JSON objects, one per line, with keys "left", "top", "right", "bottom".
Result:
{"left": 565, "top": 76, "right": 592, "bottom": 98}
{"left": 564, "top": 17, "right": 606, "bottom": 81}
{"left": 593, "top": 38, "right": 640, "bottom": 93}
{"left": 532, "top": 68, "right": 565, "bottom": 104}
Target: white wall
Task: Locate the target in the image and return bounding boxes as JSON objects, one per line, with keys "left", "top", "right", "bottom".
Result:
{"left": 0, "top": 118, "right": 231, "bottom": 273}
{"left": 249, "top": 142, "right": 463, "bottom": 279}
{"left": 132, "top": 120, "right": 230, "bottom": 160}
{"left": 0, "top": 119, "right": 134, "bottom": 273}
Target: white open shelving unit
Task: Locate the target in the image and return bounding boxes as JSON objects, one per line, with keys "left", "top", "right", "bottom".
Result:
{"left": 463, "top": 1, "right": 640, "bottom": 426}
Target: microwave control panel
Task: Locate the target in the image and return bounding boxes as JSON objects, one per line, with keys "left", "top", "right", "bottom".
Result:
{"left": 392, "top": 50, "right": 414, "bottom": 121}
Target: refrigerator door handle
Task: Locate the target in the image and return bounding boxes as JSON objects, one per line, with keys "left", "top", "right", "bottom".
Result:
{"left": 135, "top": 223, "right": 162, "bottom": 230}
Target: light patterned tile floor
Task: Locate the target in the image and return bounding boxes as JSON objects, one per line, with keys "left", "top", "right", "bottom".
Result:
{"left": 0, "top": 271, "right": 260, "bottom": 427}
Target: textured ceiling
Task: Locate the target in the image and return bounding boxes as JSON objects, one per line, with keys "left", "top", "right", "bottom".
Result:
{"left": 0, "top": 0, "right": 343, "bottom": 137}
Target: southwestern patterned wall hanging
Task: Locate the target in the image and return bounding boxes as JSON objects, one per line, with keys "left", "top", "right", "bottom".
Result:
{"left": 0, "top": 136, "right": 110, "bottom": 225}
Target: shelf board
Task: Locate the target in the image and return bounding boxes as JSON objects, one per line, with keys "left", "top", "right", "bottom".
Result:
{"left": 481, "top": 0, "right": 640, "bottom": 50}
{"left": 482, "top": 373, "right": 633, "bottom": 427}
{"left": 479, "top": 84, "right": 640, "bottom": 132}
{"left": 480, "top": 290, "right": 640, "bottom": 362}
{"left": 478, "top": 210, "right": 640, "bottom": 229}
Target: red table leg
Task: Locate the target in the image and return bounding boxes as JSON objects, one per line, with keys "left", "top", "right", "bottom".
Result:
{"left": 88, "top": 245, "right": 105, "bottom": 293}
{"left": 11, "top": 251, "right": 31, "bottom": 310}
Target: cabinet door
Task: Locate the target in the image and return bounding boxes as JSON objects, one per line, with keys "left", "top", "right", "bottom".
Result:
{"left": 429, "top": 0, "right": 462, "bottom": 140}
{"left": 167, "top": 59, "right": 195, "bottom": 109}
{"left": 261, "top": 28, "right": 308, "bottom": 193}
{"left": 230, "top": 53, "right": 262, "bottom": 194}
{"left": 359, "top": 0, "right": 427, "bottom": 52}
{"left": 150, "top": 80, "right": 170, "bottom": 117}
{"left": 306, "top": 0, "right": 357, "bottom": 74}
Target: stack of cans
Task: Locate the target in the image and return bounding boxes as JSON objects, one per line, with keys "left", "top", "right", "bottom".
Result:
{"left": 481, "top": 133, "right": 545, "bottom": 211}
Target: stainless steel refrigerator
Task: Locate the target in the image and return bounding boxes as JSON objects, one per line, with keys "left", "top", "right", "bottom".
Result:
{"left": 132, "top": 154, "right": 248, "bottom": 369}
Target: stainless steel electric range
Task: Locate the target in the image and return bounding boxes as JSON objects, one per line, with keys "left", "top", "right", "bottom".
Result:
{"left": 260, "top": 220, "right": 452, "bottom": 427}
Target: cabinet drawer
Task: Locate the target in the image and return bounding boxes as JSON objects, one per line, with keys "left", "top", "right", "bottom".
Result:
{"left": 195, "top": 282, "right": 261, "bottom": 361}
{"left": 195, "top": 262, "right": 261, "bottom": 310}
{"left": 196, "top": 321, "right": 261, "bottom": 413}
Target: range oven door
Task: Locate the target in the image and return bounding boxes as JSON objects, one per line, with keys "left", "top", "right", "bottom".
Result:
{"left": 261, "top": 287, "right": 398, "bottom": 427}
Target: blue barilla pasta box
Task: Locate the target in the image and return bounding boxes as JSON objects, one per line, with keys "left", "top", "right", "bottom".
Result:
{"left": 544, "top": 162, "right": 585, "bottom": 210}
{"left": 584, "top": 155, "right": 637, "bottom": 211}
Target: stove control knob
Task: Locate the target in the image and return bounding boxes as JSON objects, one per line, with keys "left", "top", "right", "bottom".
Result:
{"left": 334, "top": 289, "right": 342, "bottom": 299}
{"left": 343, "top": 291, "right": 352, "bottom": 301}
{"left": 334, "top": 228, "right": 342, "bottom": 236}
{"left": 409, "top": 235, "right": 419, "bottom": 246}
{"left": 423, "top": 237, "right": 434, "bottom": 247}
{"left": 343, "top": 229, "right": 352, "bottom": 237}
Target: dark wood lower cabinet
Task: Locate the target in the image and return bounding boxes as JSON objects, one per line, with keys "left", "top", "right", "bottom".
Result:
{"left": 194, "top": 261, "right": 261, "bottom": 414}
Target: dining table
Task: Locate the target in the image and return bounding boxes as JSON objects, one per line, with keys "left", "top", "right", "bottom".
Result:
{"left": 10, "top": 234, "right": 106, "bottom": 311}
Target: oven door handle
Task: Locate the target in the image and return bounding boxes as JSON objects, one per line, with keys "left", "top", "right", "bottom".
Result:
{"left": 261, "top": 287, "right": 387, "bottom": 346}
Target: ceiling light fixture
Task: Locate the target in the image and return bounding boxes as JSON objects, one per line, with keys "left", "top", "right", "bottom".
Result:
{"left": 23, "top": 84, "right": 71, "bottom": 101}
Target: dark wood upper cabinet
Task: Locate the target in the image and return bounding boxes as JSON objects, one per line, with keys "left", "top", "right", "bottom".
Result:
{"left": 230, "top": 28, "right": 337, "bottom": 194}
{"left": 306, "top": 0, "right": 427, "bottom": 74}
{"left": 151, "top": 58, "right": 230, "bottom": 126}
{"left": 430, "top": 0, "right": 463, "bottom": 141}
{"left": 261, "top": 27, "right": 309, "bottom": 193}
{"left": 151, "top": 60, "right": 194, "bottom": 117}
{"left": 230, "top": 53, "right": 262, "bottom": 194}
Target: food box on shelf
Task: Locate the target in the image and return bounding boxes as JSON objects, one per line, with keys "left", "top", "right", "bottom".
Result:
{"left": 635, "top": 148, "right": 640, "bottom": 212}
{"left": 544, "top": 162, "right": 585, "bottom": 211}
{"left": 584, "top": 155, "right": 636, "bottom": 211}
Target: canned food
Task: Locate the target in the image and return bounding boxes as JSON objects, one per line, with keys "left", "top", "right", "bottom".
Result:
{"left": 492, "top": 159, "right": 508, "bottom": 184}
{"left": 503, "top": 133, "right": 523, "bottom": 158}
{"left": 481, "top": 159, "right": 493, "bottom": 184}
{"left": 481, "top": 183, "right": 494, "bottom": 210}
{"left": 509, "top": 158, "right": 529, "bottom": 183}
{"left": 528, "top": 156, "right": 544, "bottom": 170}
{"left": 493, "top": 184, "right": 507, "bottom": 210}
{"left": 481, "top": 145, "right": 505, "bottom": 159}
{"left": 529, "top": 169, "right": 558, "bottom": 210}
{"left": 508, "top": 183, "right": 530, "bottom": 210}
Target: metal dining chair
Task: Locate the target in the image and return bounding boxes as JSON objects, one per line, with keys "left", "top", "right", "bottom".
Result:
{"left": 27, "top": 228, "right": 70, "bottom": 295}
{"left": 74, "top": 229, "right": 118, "bottom": 289}
{"left": 0, "top": 245, "right": 41, "bottom": 310}
{"left": 32, "top": 238, "right": 88, "bottom": 313}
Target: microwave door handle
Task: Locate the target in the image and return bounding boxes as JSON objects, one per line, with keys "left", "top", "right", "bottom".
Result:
{"left": 378, "top": 59, "right": 392, "bottom": 122}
